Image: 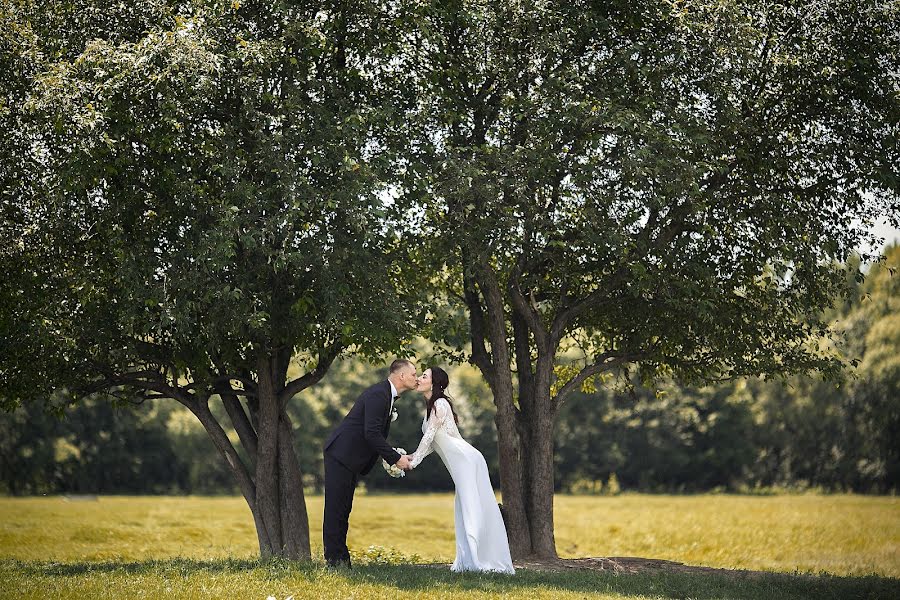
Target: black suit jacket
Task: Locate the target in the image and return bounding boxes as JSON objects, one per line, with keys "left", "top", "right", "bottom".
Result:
{"left": 324, "top": 380, "right": 402, "bottom": 475}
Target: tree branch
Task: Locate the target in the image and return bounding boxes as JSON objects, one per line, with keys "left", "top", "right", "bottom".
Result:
{"left": 475, "top": 261, "right": 519, "bottom": 385}
{"left": 221, "top": 392, "right": 259, "bottom": 460}
{"left": 84, "top": 365, "right": 197, "bottom": 410}
{"left": 508, "top": 263, "right": 550, "bottom": 353}
{"left": 463, "top": 260, "right": 495, "bottom": 380}
{"left": 511, "top": 309, "right": 535, "bottom": 414}
{"left": 192, "top": 398, "right": 260, "bottom": 514}
{"left": 549, "top": 195, "right": 708, "bottom": 346}
{"left": 551, "top": 352, "right": 641, "bottom": 408}
{"left": 277, "top": 339, "right": 343, "bottom": 407}
{"left": 550, "top": 285, "right": 617, "bottom": 346}
{"left": 187, "top": 375, "right": 258, "bottom": 396}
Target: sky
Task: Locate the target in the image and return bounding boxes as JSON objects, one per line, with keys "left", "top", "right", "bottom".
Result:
{"left": 865, "top": 216, "right": 900, "bottom": 255}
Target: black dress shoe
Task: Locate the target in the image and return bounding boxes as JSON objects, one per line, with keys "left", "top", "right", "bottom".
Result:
{"left": 326, "top": 559, "right": 352, "bottom": 570}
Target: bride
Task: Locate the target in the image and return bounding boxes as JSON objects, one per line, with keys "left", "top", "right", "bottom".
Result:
{"left": 405, "top": 367, "right": 515, "bottom": 574}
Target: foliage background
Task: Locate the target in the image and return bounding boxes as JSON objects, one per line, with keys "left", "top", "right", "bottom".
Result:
{"left": 3, "top": 245, "right": 897, "bottom": 496}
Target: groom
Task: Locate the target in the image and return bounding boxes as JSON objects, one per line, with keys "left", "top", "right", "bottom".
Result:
{"left": 322, "top": 359, "right": 418, "bottom": 568}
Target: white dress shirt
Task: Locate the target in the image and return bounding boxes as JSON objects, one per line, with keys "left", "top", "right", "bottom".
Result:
{"left": 388, "top": 379, "right": 398, "bottom": 414}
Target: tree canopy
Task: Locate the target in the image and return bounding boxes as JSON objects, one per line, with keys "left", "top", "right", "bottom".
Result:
{"left": 1, "top": 0, "right": 897, "bottom": 562}
{"left": 1, "top": 0, "right": 419, "bottom": 559}
{"left": 399, "top": 0, "right": 899, "bottom": 557}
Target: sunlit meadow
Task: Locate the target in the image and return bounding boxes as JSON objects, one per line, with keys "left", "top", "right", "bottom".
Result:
{"left": 2, "top": 493, "right": 897, "bottom": 574}
{"left": 1, "top": 494, "right": 897, "bottom": 599}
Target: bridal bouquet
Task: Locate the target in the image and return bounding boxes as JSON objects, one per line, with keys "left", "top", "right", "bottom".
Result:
{"left": 382, "top": 448, "right": 407, "bottom": 478}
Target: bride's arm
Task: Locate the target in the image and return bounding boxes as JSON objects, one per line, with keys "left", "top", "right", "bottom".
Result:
{"left": 409, "top": 400, "right": 450, "bottom": 469}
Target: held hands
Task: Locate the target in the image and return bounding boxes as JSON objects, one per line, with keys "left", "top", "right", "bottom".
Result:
{"left": 395, "top": 455, "right": 412, "bottom": 471}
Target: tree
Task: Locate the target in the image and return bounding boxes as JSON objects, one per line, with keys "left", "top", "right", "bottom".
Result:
{"left": 842, "top": 244, "right": 900, "bottom": 490}
{"left": 403, "top": 0, "right": 900, "bottom": 557}
{"left": 1, "top": 0, "right": 415, "bottom": 558}
{"left": 0, "top": 396, "right": 188, "bottom": 495}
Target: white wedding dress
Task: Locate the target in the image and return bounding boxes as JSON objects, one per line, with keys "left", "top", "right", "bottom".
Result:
{"left": 409, "top": 397, "right": 515, "bottom": 574}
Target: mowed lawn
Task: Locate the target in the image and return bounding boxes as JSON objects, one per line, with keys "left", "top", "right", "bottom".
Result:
{"left": 1, "top": 494, "right": 898, "bottom": 599}
{"left": 1, "top": 493, "right": 897, "bottom": 575}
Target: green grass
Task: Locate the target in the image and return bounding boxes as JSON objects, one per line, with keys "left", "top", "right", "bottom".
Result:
{"left": 1, "top": 493, "right": 898, "bottom": 599}
{"left": 2, "top": 558, "right": 897, "bottom": 600}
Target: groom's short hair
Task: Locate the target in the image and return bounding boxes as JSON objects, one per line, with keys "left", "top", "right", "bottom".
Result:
{"left": 389, "top": 359, "right": 414, "bottom": 374}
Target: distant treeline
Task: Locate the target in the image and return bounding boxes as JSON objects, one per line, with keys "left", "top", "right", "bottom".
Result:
{"left": 3, "top": 249, "right": 897, "bottom": 495}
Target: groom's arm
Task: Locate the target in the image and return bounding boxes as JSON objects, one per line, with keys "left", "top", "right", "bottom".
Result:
{"left": 362, "top": 389, "right": 402, "bottom": 465}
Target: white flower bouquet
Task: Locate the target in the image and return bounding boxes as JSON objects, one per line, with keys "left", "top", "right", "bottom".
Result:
{"left": 382, "top": 447, "right": 407, "bottom": 478}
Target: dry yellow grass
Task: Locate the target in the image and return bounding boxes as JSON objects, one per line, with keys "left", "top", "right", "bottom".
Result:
{"left": 552, "top": 494, "right": 900, "bottom": 576}
{"left": 0, "top": 493, "right": 897, "bottom": 576}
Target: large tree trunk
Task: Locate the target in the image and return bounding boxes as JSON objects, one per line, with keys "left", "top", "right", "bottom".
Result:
{"left": 191, "top": 397, "right": 273, "bottom": 555}
{"left": 521, "top": 396, "right": 558, "bottom": 558}
{"left": 475, "top": 266, "right": 533, "bottom": 558}
{"left": 250, "top": 350, "right": 314, "bottom": 559}
{"left": 471, "top": 263, "right": 563, "bottom": 559}
{"left": 199, "top": 396, "right": 311, "bottom": 558}
{"left": 154, "top": 348, "right": 321, "bottom": 559}
{"left": 255, "top": 354, "right": 283, "bottom": 555}
{"left": 277, "top": 410, "right": 311, "bottom": 559}
{"left": 490, "top": 376, "right": 532, "bottom": 559}
{"left": 492, "top": 370, "right": 560, "bottom": 559}
{"left": 526, "top": 355, "right": 558, "bottom": 558}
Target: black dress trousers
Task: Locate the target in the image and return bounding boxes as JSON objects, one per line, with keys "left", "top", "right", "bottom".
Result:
{"left": 323, "top": 452, "right": 358, "bottom": 566}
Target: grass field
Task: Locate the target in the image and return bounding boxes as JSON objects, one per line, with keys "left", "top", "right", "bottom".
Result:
{"left": 1, "top": 493, "right": 898, "bottom": 599}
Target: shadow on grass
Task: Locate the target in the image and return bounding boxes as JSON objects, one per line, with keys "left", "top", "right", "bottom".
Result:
{"left": 4, "top": 558, "right": 898, "bottom": 600}
{"left": 11, "top": 557, "right": 265, "bottom": 577}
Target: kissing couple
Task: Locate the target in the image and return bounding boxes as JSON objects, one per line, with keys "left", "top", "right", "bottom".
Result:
{"left": 322, "top": 359, "right": 515, "bottom": 574}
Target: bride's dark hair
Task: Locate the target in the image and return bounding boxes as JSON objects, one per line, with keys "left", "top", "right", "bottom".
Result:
{"left": 427, "top": 366, "right": 459, "bottom": 425}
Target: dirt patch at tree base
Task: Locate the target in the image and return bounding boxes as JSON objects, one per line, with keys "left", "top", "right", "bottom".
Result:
{"left": 419, "top": 556, "right": 781, "bottom": 579}
{"left": 511, "top": 556, "right": 774, "bottom": 578}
